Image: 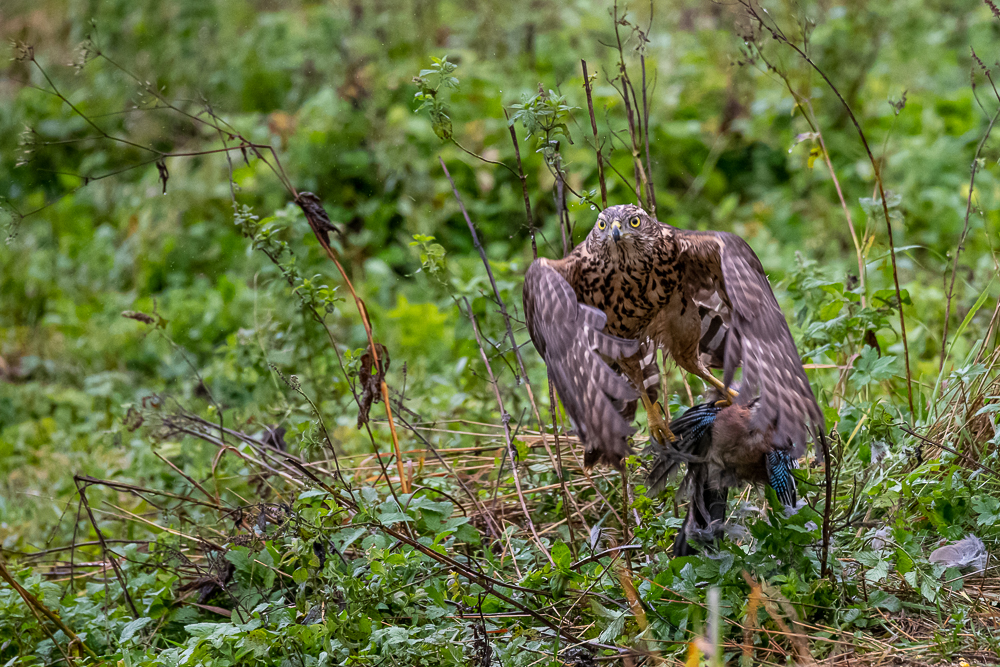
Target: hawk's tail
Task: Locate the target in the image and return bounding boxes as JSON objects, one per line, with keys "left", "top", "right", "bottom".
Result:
{"left": 698, "top": 303, "right": 728, "bottom": 370}
{"left": 639, "top": 338, "right": 660, "bottom": 405}
{"left": 615, "top": 338, "right": 662, "bottom": 425}
{"left": 626, "top": 303, "right": 727, "bottom": 426}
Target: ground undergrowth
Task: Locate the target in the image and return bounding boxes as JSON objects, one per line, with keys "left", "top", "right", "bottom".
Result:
{"left": 3, "top": 1, "right": 1000, "bottom": 665}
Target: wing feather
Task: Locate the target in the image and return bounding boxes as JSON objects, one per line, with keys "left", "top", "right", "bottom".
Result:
{"left": 679, "top": 231, "right": 824, "bottom": 458}
{"left": 523, "top": 260, "right": 639, "bottom": 468}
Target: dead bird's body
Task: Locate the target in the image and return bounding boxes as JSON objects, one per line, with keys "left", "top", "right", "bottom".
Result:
{"left": 647, "top": 397, "right": 798, "bottom": 556}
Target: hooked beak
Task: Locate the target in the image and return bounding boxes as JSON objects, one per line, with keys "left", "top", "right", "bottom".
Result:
{"left": 611, "top": 221, "right": 621, "bottom": 242}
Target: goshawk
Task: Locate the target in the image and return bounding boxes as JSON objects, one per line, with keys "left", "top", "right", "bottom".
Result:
{"left": 522, "top": 204, "right": 824, "bottom": 469}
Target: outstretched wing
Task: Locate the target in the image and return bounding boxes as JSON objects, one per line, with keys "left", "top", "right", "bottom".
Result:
{"left": 523, "top": 259, "right": 640, "bottom": 468}
{"left": 677, "top": 231, "right": 824, "bottom": 458}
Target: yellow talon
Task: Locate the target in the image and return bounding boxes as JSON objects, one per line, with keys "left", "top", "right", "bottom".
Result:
{"left": 651, "top": 420, "right": 676, "bottom": 444}
{"left": 701, "top": 371, "right": 738, "bottom": 401}
{"left": 640, "top": 390, "right": 675, "bottom": 443}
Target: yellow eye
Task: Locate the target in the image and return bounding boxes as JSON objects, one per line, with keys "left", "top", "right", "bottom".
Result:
{"left": 630, "top": 216, "right": 641, "bottom": 228}
{"left": 598, "top": 219, "right": 606, "bottom": 230}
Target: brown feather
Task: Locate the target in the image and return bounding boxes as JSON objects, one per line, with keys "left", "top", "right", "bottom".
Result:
{"left": 522, "top": 204, "right": 823, "bottom": 469}
{"left": 523, "top": 260, "right": 639, "bottom": 468}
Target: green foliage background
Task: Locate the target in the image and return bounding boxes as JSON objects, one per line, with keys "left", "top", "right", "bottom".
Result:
{"left": 2, "top": 0, "right": 1000, "bottom": 664}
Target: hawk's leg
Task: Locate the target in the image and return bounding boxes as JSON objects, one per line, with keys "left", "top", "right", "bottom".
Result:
{"left": 697, "top": 370, "right": 739, "bottom": 406}
{"left": 640, "top": 389, "right": 675, "bottom": 444}
{"left": 619, "top": 346, "right": 675, "bottom": 444}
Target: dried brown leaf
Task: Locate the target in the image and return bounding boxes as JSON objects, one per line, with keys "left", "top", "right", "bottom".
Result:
{"left": 357, "top": 343, "right": 390, "bottom": 429}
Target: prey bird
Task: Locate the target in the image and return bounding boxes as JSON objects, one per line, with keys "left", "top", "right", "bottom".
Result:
{"left": 646, "top": 394, "right": 799, "bottom": 556}
{"left": 522, "top": 204, "right": 824, "bottom": 469}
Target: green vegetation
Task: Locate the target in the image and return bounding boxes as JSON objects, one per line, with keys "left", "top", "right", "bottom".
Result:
{"left": 2, "top": 0, "right": 1000, "bottom": 664}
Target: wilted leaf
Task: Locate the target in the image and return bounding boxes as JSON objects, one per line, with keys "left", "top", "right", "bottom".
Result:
{"left": 356, "top": 343, "right": 390, "bottom": 429}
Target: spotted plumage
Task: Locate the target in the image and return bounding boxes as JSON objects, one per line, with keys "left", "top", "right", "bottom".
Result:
{"left": 522, "top": 204, "right": 824, "bottom": 469}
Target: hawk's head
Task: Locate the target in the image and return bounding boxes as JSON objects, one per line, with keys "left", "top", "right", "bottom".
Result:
{"left": 588, "top": 204, "right": 659, "bottom": 256}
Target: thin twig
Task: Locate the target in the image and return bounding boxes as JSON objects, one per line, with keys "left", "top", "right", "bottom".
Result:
{"left": 505, "top": 113, "right": 538, "bottom": 259}
{"left": 438, "top": 158, "right": 571, "bottom": 526}
{"left": 74, "top": 477, "right": 140, "bottom": 618}
{"left": 819, "top": 431, "right": 833, "bottom": 580}
{"left": 940, "top": 106, "right": 1000, "bottom": 371}
{"left": 640, "top": 53, "right": 656, "bottom": 216}
{"left": 440, "top": 158, "right": 524, "bottom": 384}
{"left": 462, "top": 297, "right": 553, "bottom": 565}
{"left": 294, "top": 193, "right": 409, "bottom": 495}
{"left": 612, "top": 2, "right": 652, "bottom": 208}
{"left": 582, "top": 60, "right": 609, "bottom": 208}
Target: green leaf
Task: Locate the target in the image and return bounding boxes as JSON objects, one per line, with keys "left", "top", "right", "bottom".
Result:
{"left": 872, "top": 288, "right": 911, "bottom": 307}
{"left": 339, "top": 526, "right": 367, "bottom": 552}
{"left": 865, "top": 558, "right": 891, "bottom": 583}
{"left": 455, "top": 522, "right": 480, "bottom": 545}
{"left": 225, "top": 547, "right": 253, "bottom": 578}
{"left": 920, "top": 575, "right": 938, "bottom": 603}
{"left": 867, "top": 590, "right": 901, "bottom": 612}
{"left": 119, "top": 616, "right": 153, "bottom": 643}
{"left": 598, "top": 610, "right": 627, "bottom": 643}
{"left": 818, "top": 299, "right": 844, "bottom": 321}
{"left": 185, "top": 622, "right": 226, "bottom": 638}
{"left": 972, "top": 496, "right": 1000, "bottom": 526}
{"left": 377, "top": 510, "right": 414, "bottom": 526}
{"left": 851, "top": 347, "right": 895, "bottom": 386}
{"left": 552, "top": 541, "right": 572, "bottom": 571}
{"left": 360, "top": 487, "right": 380, "bottom": 506}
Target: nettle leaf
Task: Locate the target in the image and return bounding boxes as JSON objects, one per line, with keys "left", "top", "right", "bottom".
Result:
{"left": 408, "top": 495, "right": 453, "bottom": 531}
{"left": 376, "top": 499, "right": 414, "bottom": 526}
{"left": 867, "top": 590, "right": 901, "bottom": 613}
{"left": 225, "top": 547, "right": 253, "bottom": 579}
{"left": 920, "top": 575, "right": 938, "bottom": 603}
{"left": 185, "top": 622, "right": 232, "bottom": 639}
{"left": 119, "top": 616, "right": 153, "bottom": 643}
{"left": 339, "top": 526, "right": 367, "bottom": 553}
{"left": 865, "top": 559, "right": 891, "bottom": 583}
{"left": 360, "top": 486, "right": 380, "bottom": 507}
{"left": 851, "top": 347, "right": 895, "bottom": 386}
{"left": 694, "top": 551, "right": 734, "bottom": 579}
{"left": 598, "top": 609, "right": 627, "bottom": 644}
{"left": 818, "top": 299, "right": 844, "bottom": 321}
{"left": 454, "top": 522, "right": 480, "bottom": 545}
